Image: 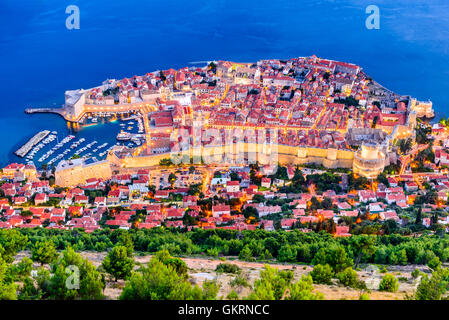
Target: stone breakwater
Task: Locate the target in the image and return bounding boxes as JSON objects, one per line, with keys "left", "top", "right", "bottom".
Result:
{"left": 14, "top": 130, "right": 50, "bottom": 158}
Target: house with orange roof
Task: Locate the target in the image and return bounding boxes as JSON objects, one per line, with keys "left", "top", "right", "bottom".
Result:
{"left": 212, "top": 205, "right": 231, "bottom": 217}
{"left": 358, "top": 190, "right": 376, "bottom": 203}
{"left": 34, "top": 193, "right": 47, "bottom": 205}
{"left": 8, "top": 216, "right": 23, "bottom": 227}
{"left": 166, "top": 220, "right": 184, "bottom": 228}
{"left": 166, "top": 208, "right": 184, "bottom": 219}
{"left": 335, "top": 225, "right": 351, "bottom": 237}
{"left": 281, "top": 218, "right": 297, "bottom": 229}
{"left": 260, "top": 178, "right": 271, "bottom": 188}
{"left": 405, "top": 182, "right": 418, "bottom": 192}
{"left": 94, "top": 197, "right": 106, "bottom": 206}
{"left": 381, "top": 210, "right": 400, "bottom": 222}
{"left": 260, "top": 220, "right": 274, "bottom": 231}
{"left": 138, "top": 222, "right": 159, "bottom": 230}
{"left": 226, "top": 180, "right": 240, "bottom": 193}
{"left": 68, "top": 206, "right": 83, "bottom": 217}
{"left": 74, "top": 195, "right": 88, "bottom": 204}
{"left": 2, "top": 163, "right": 25, "bottom": 179}
{"left": 386, "top": 192, "right": 406, "bottom": 205}
{"left": 13, "top": 196, "right": 27, "bottom": 205}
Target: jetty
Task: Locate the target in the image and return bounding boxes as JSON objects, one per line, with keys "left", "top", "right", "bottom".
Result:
{"left": 25, "top": 107, "right": 66, "bottom": 117}
{"left": 15, "top": 130, "right": 50, "bottom": 157}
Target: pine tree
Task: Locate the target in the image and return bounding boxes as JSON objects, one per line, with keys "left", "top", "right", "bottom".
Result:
{"left": 415, "top": 206, "right": 422, "bottom": 225}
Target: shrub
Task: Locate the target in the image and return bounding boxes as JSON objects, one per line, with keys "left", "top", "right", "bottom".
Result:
{"left": 427, "top": 256, "right": 441, "bottom": 270}
{"left": 31, "top": 240, "right": 57, "bottom": 265}
{"left": 336, "top": 267, "right": 358, "bottom": 287}
{"left": 336, "top": 267, "right": 366, "bottom": 289}
{"left": 230, "top": 274, "right": 250, "bottom": 288}
{"left": 206, "top": 247, "right": 219, "bottom": 257}
{"left": 310, "top": 264, "right": 334, "bottom": 285}
{"left": 102, "top": 245, "right": 134, "bottom": 282}
{"left": 414, "top": 268, "right": 449, "bottom": 300}
{"left": 379, "top": 274, "right": 399, "bottom": 292}
{"left": 226, "top": 290, "right": 239, "bottom": 300}
{"left": 120, "top": 257, "right": 219, "bottom": 300}
{"left": 238, "top": 246, "right": 254, "bottom": 261}
{"left": 215, "top": 263, "right": 241, "bottom": 274}
{"left": 247, "top": 266, "right": 323, "bottom": 300}
{"left": 359, "top": 292, "right": 370, "bottom": 300}
{"left": 155, "top": 250, "right": 188, "bottom": 277}
{"left": 411, "top": 269, "right": 421, "bottom": 279}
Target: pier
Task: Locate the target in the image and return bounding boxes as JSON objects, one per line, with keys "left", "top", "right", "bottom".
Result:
{"left": 14, "top": 130, "right": 50, "bottom": 157}
{"left": 25, "top": 107, "right": 66, "bottom": 116}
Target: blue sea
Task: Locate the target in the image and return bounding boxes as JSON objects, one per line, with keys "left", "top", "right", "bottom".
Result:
{"left": 0, "top": 0, "right": 448, "bottom": 167}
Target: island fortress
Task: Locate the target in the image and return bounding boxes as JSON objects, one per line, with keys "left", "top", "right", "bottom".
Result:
{"left": 37, "top": 56, "right": 433, "bottom": 185}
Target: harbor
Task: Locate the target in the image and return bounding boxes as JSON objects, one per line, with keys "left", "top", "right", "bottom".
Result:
{"left": 11, "top": 113, "right": 148, "bottom": 168}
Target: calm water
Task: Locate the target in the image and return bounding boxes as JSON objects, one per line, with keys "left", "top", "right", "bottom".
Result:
{"left": 0, "top": 0, "right": 448, "bottom": 166}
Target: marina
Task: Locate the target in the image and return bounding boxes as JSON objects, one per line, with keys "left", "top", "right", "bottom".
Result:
{"left": 13, "top": 115, "right": 147, "bottom": 168}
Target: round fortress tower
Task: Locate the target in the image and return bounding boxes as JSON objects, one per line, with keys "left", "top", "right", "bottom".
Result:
{"left": 353, "top": 142, "right": 386, "bottom": 178}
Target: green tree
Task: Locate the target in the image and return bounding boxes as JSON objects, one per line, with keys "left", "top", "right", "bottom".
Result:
{"left": 251, "top": 194, "right": 266, "bottom": 204}
{"left": 117, "top": 232, "right": 134, "bottom": 257}
{"left": 376, "top": 172, "right": 389, "bottom": 187}
{"left": 18, "top": 277, "right": 41, "bottom": 300}
{"left": 230, "top": 274, "right": 250, "bottom": 292}
{"left": 312, "top": 245, "right": 353, "bottom": 273}
{"left": 78, "top": 259, "right": 106, "bottom": 299}
{"left": 336, "top": 267, "right": 364, "bottom": 288}
{"left": 398, "top": 138, "right": 412, "bottom": 155}
{"left": 350, "top": 235, "right": 376, "bottom": 268}
{"left": 0, "top": 229, "right": 28, "bottom": 263}
{"left": 359, "top": 292, "right": 370, "bottom": 300}
{"left": 6, "top": 257, "right": 33, "bottom": 282}
{"left": 288, "top": 275, "right": 324, "bottom": 300}
{"left": 242, "top": 206, "right": 259, "bottom": 219}
{"left": 155, "top": 249, "right": 188, "bottom": 277}
{"left": 415, "top": 206, "right": 423, "bottom": 225}
{"left": 120, "top": 254, "right": 218, "bottom": 300}
{"left": 102, "top": 246, "right": 134, "bottom": 282}
{"left": 45, "top": 247, "right": 105, "bottom": 300}
{"left": 379, "top": 274, "right": 399, "bottom": 292}
{"left": 247, "top": 265, "right": 293, "bottom": 300}
{"left": 248, "top": 265, "right": 322, "bottom": 300}
{"left": 321, "top": 197, "right": 333, "bottom": 210}
{"left": 31, "top": 240, "right": 58, "bottom": 265}
{"left": 0, "top": 255, "right": 17, "bottom": 300}
{"left": 215, "top": 263, "right": 241, "bottom": 274}
{"left": 168, "top": 173, "right": 177, "bottom": 186}
{"left": 277, "top": 245, "right": 297, "bottom": 263}
{"left": 428, "top": 256, "right": 441, "bottom": 271}
{"left": 414, "top": 268, "right": 449, "bottom": 300}
{"left": 226, "top": 290, "right": 239, "bottom": 300}
{"left": 310, "top": 264, "right": 334, "bottom": 285}
{"left": 239, "top": 245, "right": 253, "bottom": 261}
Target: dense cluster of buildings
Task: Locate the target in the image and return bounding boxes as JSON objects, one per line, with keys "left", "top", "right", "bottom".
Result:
{"left": 1, "top": 154, "right": 449, "bottom": 234}
{"left": 56, "top": 56, "right": 434, "bottom": 179}
{"left": 6, "top": 56, "right": 443, "bottom": 235}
